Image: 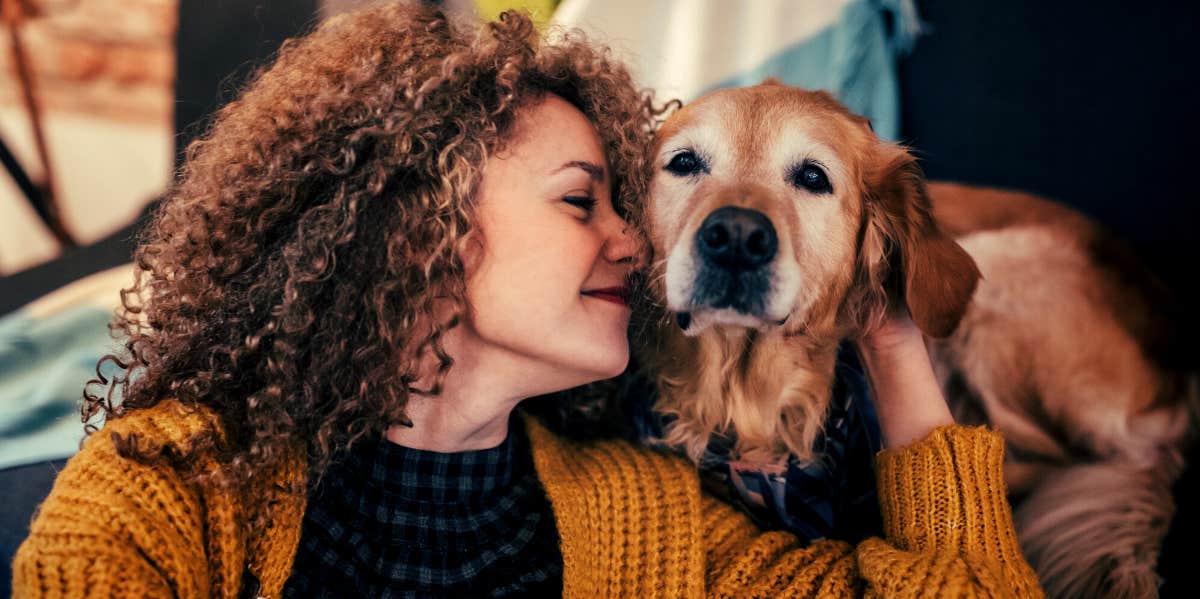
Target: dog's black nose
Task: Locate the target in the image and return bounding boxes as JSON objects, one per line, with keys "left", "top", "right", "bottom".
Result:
{"left": 696, "top": 206, "right": 777, "bottom": 270}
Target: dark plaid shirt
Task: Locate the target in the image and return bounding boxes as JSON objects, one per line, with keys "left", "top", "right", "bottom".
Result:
{"left": 282, "top": 416, "right": 563, "bottom": 598}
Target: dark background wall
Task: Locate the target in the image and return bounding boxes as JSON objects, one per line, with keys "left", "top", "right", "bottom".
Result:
{"left": 175, "top": 0, "right": 322, "bottom": 165}
{"left": 899, "top": 0, "right": 1199, "bottom": 326}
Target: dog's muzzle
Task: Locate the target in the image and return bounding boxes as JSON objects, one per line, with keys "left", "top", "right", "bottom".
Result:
{"left": 691, "top": 206, "right": 777, "bottom": 315}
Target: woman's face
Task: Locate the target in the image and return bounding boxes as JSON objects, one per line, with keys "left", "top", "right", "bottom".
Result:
{"left": 461, "top": 94, "right": 643, "bottom": 395}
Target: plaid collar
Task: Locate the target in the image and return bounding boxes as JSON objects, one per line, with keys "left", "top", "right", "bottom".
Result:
{"left": 356, "top": 418, "right": 520, "bottom": 505}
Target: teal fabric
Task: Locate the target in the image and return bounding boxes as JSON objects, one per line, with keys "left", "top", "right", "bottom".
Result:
{"left": 0, "top": 305, "right": 120, "bottom": 469}
{"left": 707, "top": 0, "right": 920, "bottom": 141}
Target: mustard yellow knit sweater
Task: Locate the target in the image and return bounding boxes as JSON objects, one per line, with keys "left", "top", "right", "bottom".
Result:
{"left": 13, "top": 400, "right": 1043, "bottom": 598}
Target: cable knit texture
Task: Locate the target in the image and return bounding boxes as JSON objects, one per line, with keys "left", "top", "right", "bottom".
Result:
{"left": 13, "top": 400, "right": 1043, "bottom": 598}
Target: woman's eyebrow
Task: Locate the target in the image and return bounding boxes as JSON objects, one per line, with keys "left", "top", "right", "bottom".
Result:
{"left": 552, "top": 160, "right": 605, "bottom": 182}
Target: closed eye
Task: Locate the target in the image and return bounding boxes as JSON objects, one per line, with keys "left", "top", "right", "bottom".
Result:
{"left": 564, "top": 195, "right": 598, "bottom": 214}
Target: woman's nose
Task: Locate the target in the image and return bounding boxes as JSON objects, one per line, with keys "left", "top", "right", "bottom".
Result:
{"left": 605, "top": 218, "right": 647, "bottom": 270}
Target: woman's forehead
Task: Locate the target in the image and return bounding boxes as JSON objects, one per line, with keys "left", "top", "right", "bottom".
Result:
{"left": 507, "top": 95, "right": 609, "bottom": 167}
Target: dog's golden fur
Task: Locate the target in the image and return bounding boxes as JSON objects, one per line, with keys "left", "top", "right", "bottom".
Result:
{"left": 639, "top": 81, "right": 1197, "bottom": 597}
{"left": 926, "top": 183, "right": 1194, "bottom": 487}
{"left": 639, "top": 82, "right": 977, "bottom": 467}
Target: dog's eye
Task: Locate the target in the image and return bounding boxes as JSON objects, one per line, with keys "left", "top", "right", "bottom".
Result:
{"left": 665, "top": 151, "right": 705, "bottom": 176}
{"left": 790, "top": 162, "right": 833, "bottom": 194}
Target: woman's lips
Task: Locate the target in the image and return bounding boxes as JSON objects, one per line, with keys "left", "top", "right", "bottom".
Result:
{"left": 582, "top": 287, "right": 629, "bottom": 307}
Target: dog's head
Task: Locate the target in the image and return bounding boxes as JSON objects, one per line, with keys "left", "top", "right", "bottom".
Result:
{"left": 647, "top": 82, "right": 978, "bottom": 341}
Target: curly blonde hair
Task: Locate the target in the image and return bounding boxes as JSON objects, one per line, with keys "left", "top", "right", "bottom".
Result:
{"left": 85, "top": 2, "right": 662, "bottom": 491}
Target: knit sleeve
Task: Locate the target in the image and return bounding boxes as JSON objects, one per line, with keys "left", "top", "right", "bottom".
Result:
{"left": 701, "top": 424, "right": 1045, "bottom": 598}
{"left": 11, "top": 414, "right": 232, "bottom": 598}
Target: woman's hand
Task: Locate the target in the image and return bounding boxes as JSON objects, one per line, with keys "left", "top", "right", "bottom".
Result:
{"left": 855, "top": 309, "right": 955, "bottom": 449}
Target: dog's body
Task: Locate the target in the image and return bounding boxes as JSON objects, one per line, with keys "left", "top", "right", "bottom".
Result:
{"left": 927, "top": 182, "right": 1192, "bottom": 482}
{"left": 638, "top": 82, "right": 1197, "bottom": 598}
{"left": 924, "top": 183, "right": 1195, "bottom": 597}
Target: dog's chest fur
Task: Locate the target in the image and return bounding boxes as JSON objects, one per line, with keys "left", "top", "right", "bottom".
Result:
{"left": 626, "top": 346, "right": 883, "bottom": 543}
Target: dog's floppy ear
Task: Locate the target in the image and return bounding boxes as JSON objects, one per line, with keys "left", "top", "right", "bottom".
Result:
{"left": 858, "top": 143, "right": 980, "bottom": 338}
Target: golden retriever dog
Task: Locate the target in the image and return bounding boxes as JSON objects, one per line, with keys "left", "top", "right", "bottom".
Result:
{"left": 636, "top": 80, "right": 1197, "bottom": 598}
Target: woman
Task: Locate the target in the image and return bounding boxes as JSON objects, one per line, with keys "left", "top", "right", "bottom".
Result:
{"left": 14, "top": 3, "right": 1041, "bottom": 598}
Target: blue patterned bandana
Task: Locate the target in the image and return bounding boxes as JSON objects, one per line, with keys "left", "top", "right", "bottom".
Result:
{"left": 625, "top": 344, "right": 883, "bottom": 544}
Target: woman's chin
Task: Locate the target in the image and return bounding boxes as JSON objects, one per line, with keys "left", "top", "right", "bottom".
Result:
{"left": 557, "top": 348, "right": 629, "bottom": 386}
{"left": 591, "top": 349, "right": 631, "bottom": 381}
